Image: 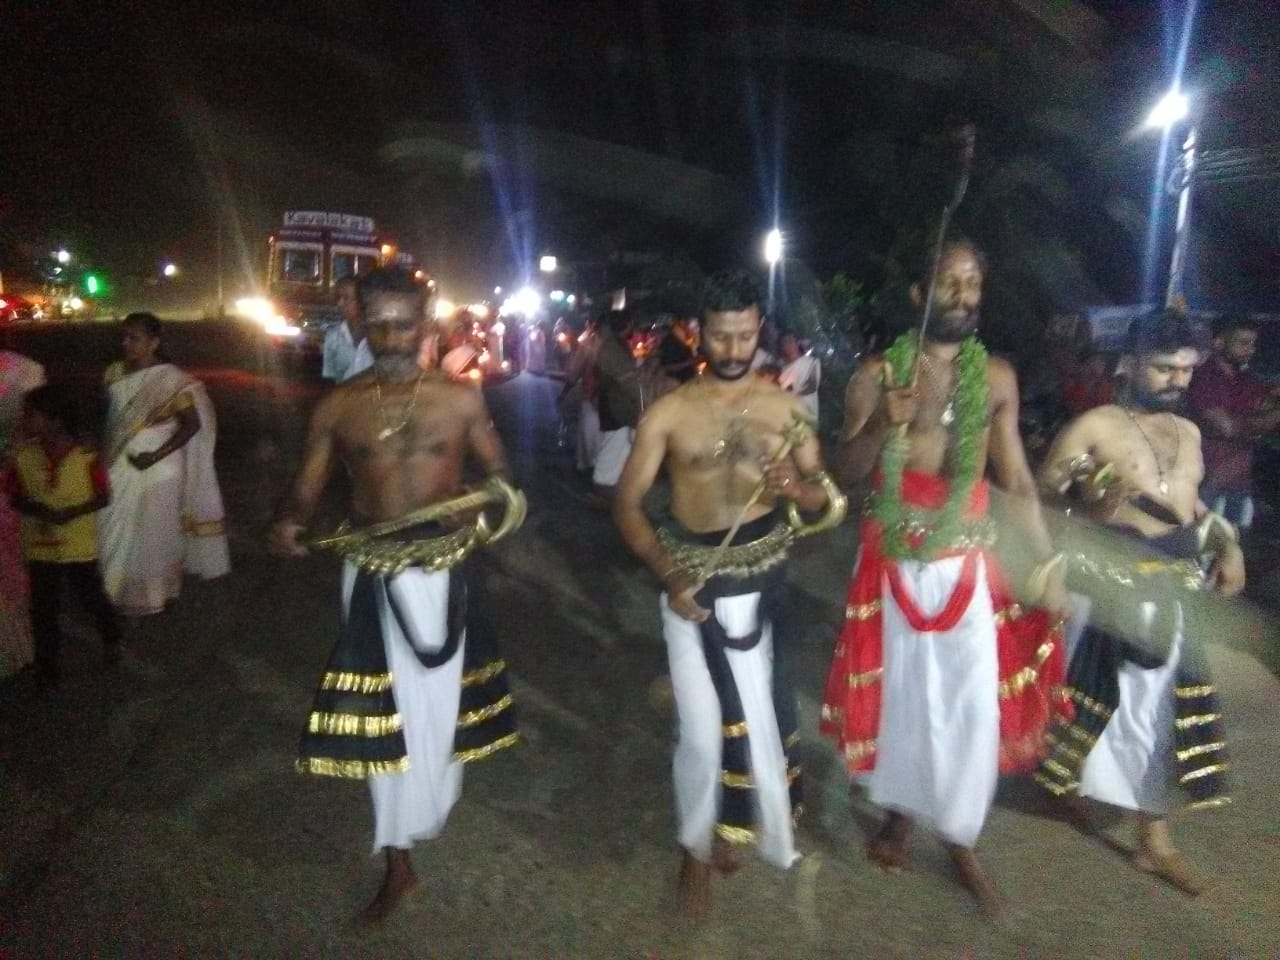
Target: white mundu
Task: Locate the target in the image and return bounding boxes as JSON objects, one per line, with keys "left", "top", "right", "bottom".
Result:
{"left": 662, "top": 590, "right": 800, "bottom": 869}
{"left": 340, "top": 564, "right": 466, "bottom": 853}
{"left": 866, "top": 554, "right": 1000, "bottom": 848}
{"left": 1074, "top": 599, "right": 1182, "bottom": 815}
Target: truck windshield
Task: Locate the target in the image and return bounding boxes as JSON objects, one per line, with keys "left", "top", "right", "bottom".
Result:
{"left": 280, "top": 247, "right": 322, "bottom": 284}
{"left": 332, "top": 251, "right": 378, "bottom": 281}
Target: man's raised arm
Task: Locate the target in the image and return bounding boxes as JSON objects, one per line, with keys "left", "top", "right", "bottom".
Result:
{"left": 833, "top": 356, "right": 917, "bottom": 490}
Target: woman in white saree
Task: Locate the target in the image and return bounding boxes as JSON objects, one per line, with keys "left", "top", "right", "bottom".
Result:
{"left": 100, "top": 314, "right": 230, "bottom": 616}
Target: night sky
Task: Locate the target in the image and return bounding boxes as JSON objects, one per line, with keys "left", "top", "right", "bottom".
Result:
{"left": 2, "top": 0, "right": 1276, "bottom": 315}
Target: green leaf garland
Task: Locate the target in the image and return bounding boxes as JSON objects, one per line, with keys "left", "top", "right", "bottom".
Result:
{"left": 871, "top": 332, "right": 989, "bottom": 560}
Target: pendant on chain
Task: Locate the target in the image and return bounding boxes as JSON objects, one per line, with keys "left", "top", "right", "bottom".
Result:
{"left": 940, "top": 402, "right": 956, "bottom": 427}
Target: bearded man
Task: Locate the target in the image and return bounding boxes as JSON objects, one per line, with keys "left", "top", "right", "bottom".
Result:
{"left": 614, "top": 268, "right": 845, "bottom": 917}
{"left": 1035, "top": 309, "right": 1243, "bottom": 896}
{"left": 820, "top": 239, "right": 1069, "bottom": 916}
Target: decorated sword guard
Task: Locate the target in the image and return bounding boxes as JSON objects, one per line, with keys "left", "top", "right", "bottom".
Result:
{"left": 305, "top": 475, "right": 527, "bottom": 575}
{"left": 785, "top": 470, "right": 848, "bottom": 538}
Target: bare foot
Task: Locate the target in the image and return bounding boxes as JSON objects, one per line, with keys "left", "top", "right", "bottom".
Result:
{"left": 677, "top": 850, "right": 712, "bottom": 920}
{"left": 948, "top": 845, "right": 1009, "bottom": 920}
{"left": 711, "top": 835, "right": 745, "bottom": 875}
{"left": 350, "top": 850, "right": 420, "bottom": 928}
{"left": 866, "top": 813, "right": 911, "bottom": 873}
{"left": 1134, "top": 847, "right": 1205, "bottom": 896}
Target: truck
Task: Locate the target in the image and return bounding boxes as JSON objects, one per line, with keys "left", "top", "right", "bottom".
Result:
{"left": 237, "top": 211, "right": 389, "bottom": 350}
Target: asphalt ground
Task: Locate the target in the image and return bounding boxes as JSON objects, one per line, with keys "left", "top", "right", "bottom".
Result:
{"left": 0, "top": 319, "right": 1276, "bottom": 958}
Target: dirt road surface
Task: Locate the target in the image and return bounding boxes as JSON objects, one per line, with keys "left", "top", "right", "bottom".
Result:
{"left": 1, "top": 321, "right": 1276, "bottom": 957}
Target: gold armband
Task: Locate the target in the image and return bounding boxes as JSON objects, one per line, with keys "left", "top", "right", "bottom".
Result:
{"left": 785, "top": 471, "right": 848, "bottom": 538}
{"left": 1025, "top": 552, "right": 1066, "bottom": 604}
{"left": 1196, "top": 512, "right": 1238, "bottom": 557}
{"left": 1056, "top": 454, "right": 1116, "bottom": 503}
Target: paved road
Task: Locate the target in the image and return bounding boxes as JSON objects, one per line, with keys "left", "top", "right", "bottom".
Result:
{"left": 1, "top": 321, "right": 1277, "bottom": 957}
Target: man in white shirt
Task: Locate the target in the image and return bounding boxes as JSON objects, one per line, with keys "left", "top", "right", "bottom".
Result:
{"left": 322, "top": 276, "right": 373, "bottom": 383}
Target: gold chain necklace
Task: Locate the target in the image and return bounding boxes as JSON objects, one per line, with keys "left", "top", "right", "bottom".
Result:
{"left": 1124, "top": 407, "right": 1180, "bottom": 496}
{"left": 918, "top": 352, "right": 957, "bottom": 426}
{"left": 374, "top": 370, "right": 427, "bottom": 441}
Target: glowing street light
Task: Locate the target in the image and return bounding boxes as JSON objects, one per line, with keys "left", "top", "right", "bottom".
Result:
{"left": 539, "top": 255, "right": 558, "bottom": 273}
{"left": 763, "top": 228, "right": 783, "bottom": 266}
{"left": 1145, "top": 91, "right": 1190, "bottom": 131}
{"left": 55, "top": 248, "right": 72, "bottom": 265}
{"left": 1143, "top": 90, "right": 1197, "bottom": 308}
{"left": 162, "top": 262, "right": 179, "bottom": 278}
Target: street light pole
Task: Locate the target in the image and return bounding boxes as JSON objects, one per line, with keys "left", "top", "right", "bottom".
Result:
{"left": 1165, "top": 125, "right": 1197, "bottom": 309}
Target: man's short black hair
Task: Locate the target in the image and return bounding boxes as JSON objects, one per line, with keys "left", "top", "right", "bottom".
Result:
{"left": 122, "top": 311, "right": 163, "bottom": 339}
{"left": 1124, "top": 309, "right": 1206, "bottom": 359}
{"left": 24, "top": 383, "right": 80, "bottom": 436}
{"left": 357, "top": 266, "right": 426, "bottom": 312}
{"left": 702, "top": 269, "right": 761, "bottom": 315}
{"left": 1212, "top": 314, "right": 1257, "bottom": 339}
{"left": 914, "top": 237, "right": 987, "bottom": 286}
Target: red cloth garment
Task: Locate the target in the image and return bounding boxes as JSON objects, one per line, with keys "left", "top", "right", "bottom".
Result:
{"left": 1186, "top": 357, "right": 1269, "bottom": 494}
{"left": 820, "top": 470, "right": 1071, "bottom": 775}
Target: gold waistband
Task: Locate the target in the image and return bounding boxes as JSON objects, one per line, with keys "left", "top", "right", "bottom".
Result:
{"left": 658, "top": 523, "right": 794, "bottom": 582}
{"left": 328, "top": 523, "right": 483, "bottom": 575}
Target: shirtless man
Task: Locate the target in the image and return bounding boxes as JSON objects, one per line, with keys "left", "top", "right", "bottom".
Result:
{"left": 1035, "top": 309, "right": 1243, "bottom": 895}
{"left": 614, "top": 268, "right": 845, "bottom": 918}
{"left": 269, "top": 266, "right": 520, "bottom": 926}
{"left": 820, "top": 239, "right": 1069, "bottom": 916}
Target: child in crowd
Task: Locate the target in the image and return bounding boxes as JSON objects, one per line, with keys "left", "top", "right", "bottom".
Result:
{"left": 6, "top": 384, "right": 121, "bottom": 690}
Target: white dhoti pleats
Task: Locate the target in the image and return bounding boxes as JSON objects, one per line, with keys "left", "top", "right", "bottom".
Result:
{"left": 591, "top": 427, "right": 634, "bottom": 486}
{"left": 1077, "top": 602, "right": 1182, "bottom": 815}
{"left": 868, "top": 554, "right": 1000, "bottom": 848}
{"left": 662, "top": 591, "right": 800, "bottom": 870}
{"left": 340, "top": 564, "right": 465, "bottom": 853}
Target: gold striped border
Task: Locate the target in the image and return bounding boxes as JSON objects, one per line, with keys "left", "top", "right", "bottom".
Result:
{"left": 715, "top": 824, "right": 756, "bottom": 844}
{"left": 1174, "top": 712, "right": 1221, "bottom": 730}
{"left": 458, "top": 694, "right": 514, "bottom": 729}
{"left": 1044, "top": 733, "right": 1086, "bottom": 764}
{"left": 999, "top": 640, "right": 1055, "bottom": 699}
{"left": 183, "top": 518, "right": 226, "bottom": 537}
{"left": 820, "top": 703, "right": 843, "bottom": 723}
{"left": 1180, "top": 763, "right": 1228, "bottom": 784}
{"left": 787, "top": 764, "right": 802, "bottom": 785}
{"left": 454, "top": 731, "right": 520, "bottom": 764}
{"left": 462, "top": 659, "right": 507, "bottom": 687}
{"left": 320, "top": 671, "right": 394, "bottom": 694}
{"left": 722, "top": 721, "right": 748, "bottom": 738}
{"left": 784, "top": 731, "right": 801, "bottom": 749}
{"left": 1040, "top": 757, "right": 1076, "bottom": 782}
{"left": 307, "top": 711, "right": 403, "bottom": 737}
{"left": 295, "top": 755, "right": 411, "bottom": 778}
{"left": 1175, "top": 684, "right": 1216, "bottom": 699}
{"left": 848, "top": 667, "right": 883, "bottom": 690}
{"left": 993, "top": 603, "right": 1024, "bottom": 626}
{"left": 1186, "top": 796, "right": 1232, "bottom": 812}
{"left": 1063, "top": 724, "right": 1099, "bottom": 748}
{"left": 1069, "top": 689, "right": 1114, "bottom": 720}
{"left": 1033, "top": 771, "right": 1076, "bottom": 796}
{"left": 1176, "top": 741, "right": 1225, "bottom": 762}
{"left": 843, "top": 739, "right": 876, "bottom": 763}
{"left": 846, "top": 600, "right": 882, "bottom": 621}
{"left": 720, "top": 771, "right": 755, "bottom": 789}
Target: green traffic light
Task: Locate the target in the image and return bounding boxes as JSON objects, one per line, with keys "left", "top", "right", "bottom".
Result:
{"left": 85, "top": 274, "right": 101, "bottom": 295}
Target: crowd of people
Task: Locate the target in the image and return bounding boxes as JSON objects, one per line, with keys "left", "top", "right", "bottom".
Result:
{"left": 2, "top": 248, "right": 1275, "bottom": 934}
{"left": 0, "top": 313, "right": 230, "bottom": 690}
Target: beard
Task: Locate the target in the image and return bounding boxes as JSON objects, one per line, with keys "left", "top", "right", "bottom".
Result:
{"left": 926, "top": 308, "right": 980, "bottom": 344}
{"left": 707, "top": 353, "right": 755, "bottom": 381}
{"left": 1132, "top": 386, "right": 1186, "bottom": 412}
